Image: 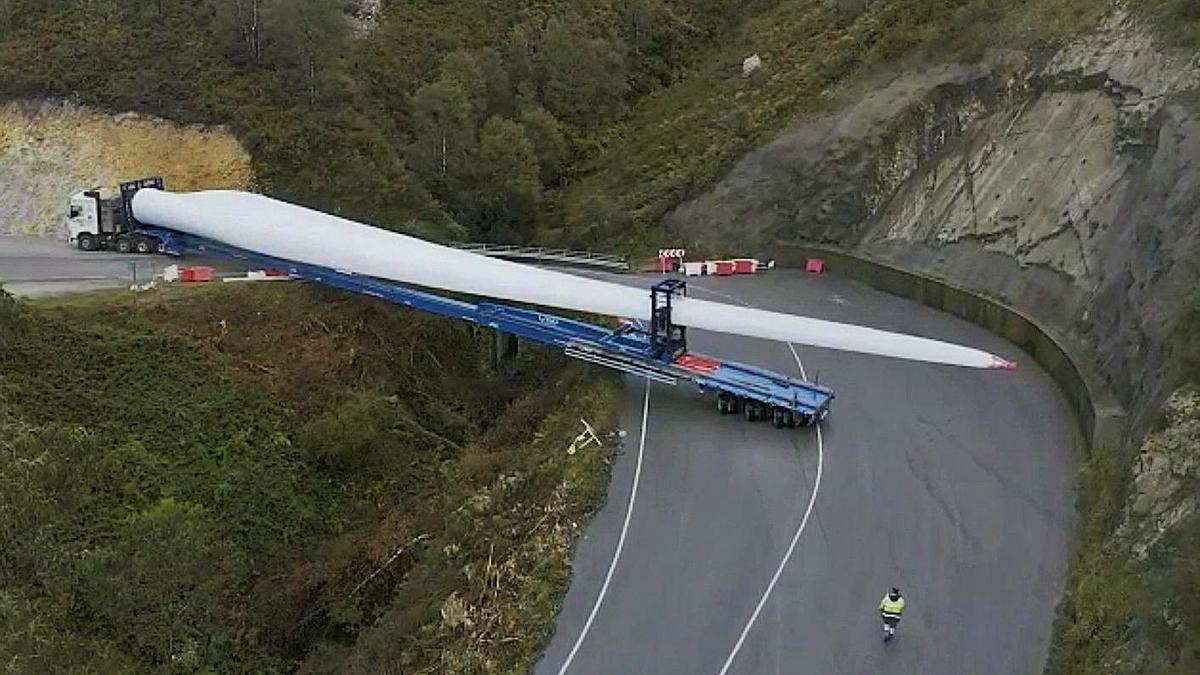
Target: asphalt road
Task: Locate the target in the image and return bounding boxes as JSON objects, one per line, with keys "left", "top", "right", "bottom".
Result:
{"left": 2, "top": 233, "right": 1076, "bottom": 673}
{"left": 535, "top": 270, "right": 1076, "bottom": 675}
{"left": 0, "top": 235, "right": 239, "bottom": 297}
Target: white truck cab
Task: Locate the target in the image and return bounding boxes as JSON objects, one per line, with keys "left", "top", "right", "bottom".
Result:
{"left": 64, "top": 177, "right": 165, "bottom": 253}
{"left": 65, "top": 189, "right": 111, "bottom": 250}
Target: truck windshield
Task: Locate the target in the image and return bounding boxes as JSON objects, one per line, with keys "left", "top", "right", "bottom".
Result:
{"left": 69, "top": 205, "right": 81, "bottom": 218}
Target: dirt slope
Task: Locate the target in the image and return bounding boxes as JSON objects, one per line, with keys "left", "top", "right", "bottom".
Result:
{"left": 0, "top": 100, "right": 252, "bottom": 236}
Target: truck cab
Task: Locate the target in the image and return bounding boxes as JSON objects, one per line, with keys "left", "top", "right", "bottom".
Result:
{"left": 65, "top": 177, "right": 165, "bottom": 253}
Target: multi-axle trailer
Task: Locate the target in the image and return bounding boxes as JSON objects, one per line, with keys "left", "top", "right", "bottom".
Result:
{"left": 144, "top": 227, "right": 834, "bottom": 428}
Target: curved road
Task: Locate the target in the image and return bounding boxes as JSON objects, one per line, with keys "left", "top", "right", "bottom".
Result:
{"left": 536, "top": 270, "right": 1075, "bottom": 674}
{"left": 3, "top": 234, "right": 1076, "bottom": 673}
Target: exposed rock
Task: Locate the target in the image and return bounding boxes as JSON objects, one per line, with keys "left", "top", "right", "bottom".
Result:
{"left": 347, "top": 0, "right": 382, "bottom": 36}
{"left": 1122, "top": 387, "right": 1200, "bottom": 559}
{"left": 666, "top": 9, "right": 1200, "bottom": 413}
{"left": 0, "top": 101, "right": 253, "bottom": 237}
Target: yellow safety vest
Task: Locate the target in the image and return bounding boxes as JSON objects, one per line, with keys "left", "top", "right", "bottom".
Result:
{"left": 880, "top": 595, "right": 905, "bottom": 616}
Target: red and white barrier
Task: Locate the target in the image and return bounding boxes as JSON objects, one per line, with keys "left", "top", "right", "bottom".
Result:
{"left": 680, "top": 257, "right": 771, "bottom": 276}
{"left": 179, "top": 266, "right": 214, "bottom": 283}
{"left": 657, "top": 248, "right": 686, "bottom": 274}
{"left": 223, "top": 269, "right": 293, "bottom": 283}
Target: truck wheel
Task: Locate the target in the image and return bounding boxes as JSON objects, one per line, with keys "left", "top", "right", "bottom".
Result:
{"left": 135, "top": 238, "right": 152, "bottom": 254}
{"left": 772, "top": 408, "right": 786, "bottom": 428}
{"left": 115, "top": 237, "right": 132, "bottom": 253}
{"left": 77, "top": 233, "right": 98, "bottom": 251}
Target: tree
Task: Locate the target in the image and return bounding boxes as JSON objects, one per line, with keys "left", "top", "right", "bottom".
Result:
{"left": 518, "top": 104, "right": 570, "bottom": 186}
{"left": 505, "top": 22, "right": 537, "bottom": 100}
{"left": 405, "top": 78, "right": 479, "bottom": 193}
{"left": 537, "top": 18, "right": 630, "bottom": 126}
{"left": 470, "top": 116, "right": 542, "bottom": 239}
{"left": 476, "top": 47, "right": 514, "bottom": 118}
{"left": 438, "top": 50, "right": 488, "bottom": 123}
{"left": 208, "top": 0, "right": 263, "bottom": 62}
{"left": 261, "top": 0, "right": 352, "bottom": 106}
{"left": 616, "top": 0, "right": 695, "bottom": 92}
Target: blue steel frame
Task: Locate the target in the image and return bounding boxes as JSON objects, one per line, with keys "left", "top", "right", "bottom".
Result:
{"left": 142, "top": 226, "right": 834, "bottom": 424}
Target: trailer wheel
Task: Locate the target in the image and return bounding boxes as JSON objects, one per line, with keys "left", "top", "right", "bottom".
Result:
{"left": 744, "top": 401, "right": 764, "bottom": 422}
{"left": 717, "top": 393, "right": 735, "bottom": 415}
{"left": 783, "top": 410, "right": 796, "bottom": 428}
{"left": 773, "top": 408, "right": 792, "bottom": 428}
{"left": 115, "top": 237, "right": 133, "bottom": 253}
{"left": 77, "top": 233, "right": 98, "bottom": 251}
{"left": 134, "top": 237, "right": 152, "bottom": 254}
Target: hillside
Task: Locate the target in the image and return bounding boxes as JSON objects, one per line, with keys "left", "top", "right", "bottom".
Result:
{"left": 0, "top": 0, "right": 779, "bottom": 242}
{"left": 648, "top": 2, "right": 1200, "bottom": 672}
{"left": 3, "top": 0, "right": 1200, "bottom": 671}
{"left": 0, "top": 101, "right": 252, "bottom": 236}
{"left": 0, "top": 284, "right": 618, "bottom": 672}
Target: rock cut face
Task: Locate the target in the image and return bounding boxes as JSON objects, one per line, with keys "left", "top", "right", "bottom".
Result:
{"left": 0, "top": 101, "right": 252, "bottom": 237}
{"left": 665, "top": 11, "right": 1200, "bottom": 408}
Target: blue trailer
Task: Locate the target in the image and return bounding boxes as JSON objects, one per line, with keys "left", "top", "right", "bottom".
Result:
{"left": 69, "top": 175, "right": 833, "bottom": 426}
{"left": 136, "top": 228, "right": 833, "bottom": 429}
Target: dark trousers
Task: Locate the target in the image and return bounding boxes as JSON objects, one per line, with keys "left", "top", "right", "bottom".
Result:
{"left": 882, "top": 615, "right": 901, "bottom": 628}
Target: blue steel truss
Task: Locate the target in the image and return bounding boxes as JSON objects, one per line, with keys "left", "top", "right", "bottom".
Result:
{"left": 143, "top": 226, "right": 834, "bottom": 425}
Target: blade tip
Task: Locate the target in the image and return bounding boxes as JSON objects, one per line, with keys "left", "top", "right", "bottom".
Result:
{"left": 991, "top": 358, "right": 1018, "bottom": 371}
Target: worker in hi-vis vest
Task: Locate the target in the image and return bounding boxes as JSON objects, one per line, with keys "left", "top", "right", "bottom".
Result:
{"left": 879, "top": 588, "right": 905, "bottom": 642}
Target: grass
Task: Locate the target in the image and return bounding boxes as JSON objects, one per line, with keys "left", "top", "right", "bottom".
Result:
{"left": 552, "top": 0, "right": 1109, "bottom": 252}
{"left": 0, "top": 283, "right": 619, "bottom": 672}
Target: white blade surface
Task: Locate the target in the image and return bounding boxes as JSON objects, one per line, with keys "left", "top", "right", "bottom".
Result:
{"left": 133, "top": 189, "right": 1014, "bottom": 369}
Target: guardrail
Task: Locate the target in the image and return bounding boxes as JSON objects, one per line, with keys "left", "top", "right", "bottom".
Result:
{"left": 452, "top": 243, "right": 630, "bottom": 271}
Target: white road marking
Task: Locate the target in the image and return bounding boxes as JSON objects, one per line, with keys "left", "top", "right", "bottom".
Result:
{"left": 714, "top": 310, "right": 825, "bottom": 675}
{"left": 718, "top": 357, "right": 822, "bottom": 673}
{"left": 555, "top": 380, "right": 651, "bottom": 675}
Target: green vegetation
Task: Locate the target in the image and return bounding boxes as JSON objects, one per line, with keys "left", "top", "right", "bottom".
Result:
{"left": 1047, "top": 427, "right": 1200, "bottom": 674}
{"left": 1171, "top": 296, "right": 1200, "bottom": 386}
{"left": 5, "top": 0, "right": 1200, "bottom": 671}
{"left": 0, "top": 284, "right": 619, "bottom": 672}
{"left": 554, "top": 0, "right": 1112, "bottom": 249}
{"left": 0, "top": 0, "right": 1127, "bottom": 250}
{"left": 1046, "top": 298, "right": 1200, "bottom": 674}
{"left": 0, "top": 0, "right": 774, "bottom": 242}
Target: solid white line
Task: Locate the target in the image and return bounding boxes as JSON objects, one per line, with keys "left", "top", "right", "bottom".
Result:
{"left": 556, "top": 380, "right": 651, "bottom": 675}
{"left": 716, "top": 343, "right": 823, "bottom": 675}
{"left": 788, "top": 342, "right": 808, "bottom": 381}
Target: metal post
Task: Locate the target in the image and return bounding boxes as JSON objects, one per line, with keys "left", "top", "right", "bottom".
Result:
{"left": 493, "top": 330, "right": 518, "bottom": 366}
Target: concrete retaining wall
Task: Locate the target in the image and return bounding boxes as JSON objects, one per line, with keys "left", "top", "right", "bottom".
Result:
{"left": 776, "top": 244, "right": 1127, "bottom": 452}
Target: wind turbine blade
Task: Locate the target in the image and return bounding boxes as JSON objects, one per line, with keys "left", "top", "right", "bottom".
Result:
{"left": 133, "top": 189, "right": 1015, "bottom": 369}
